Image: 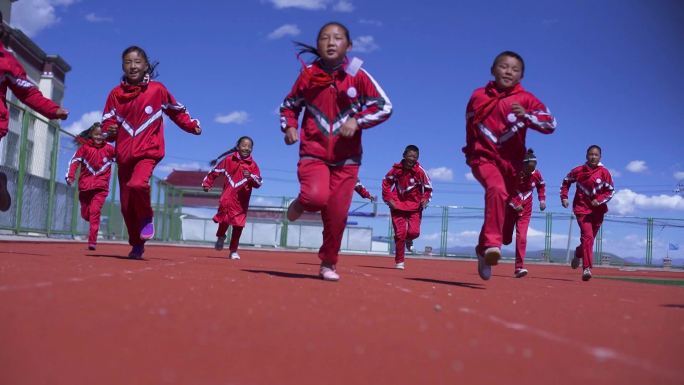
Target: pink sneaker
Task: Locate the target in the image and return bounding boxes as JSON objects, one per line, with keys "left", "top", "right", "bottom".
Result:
{"left": 140, "top": 219, "right": 155, "bottom": 240}
{"left": 88, "top": 244, "right": 96, "bottom": 251}
{"left": 319, "top": 264, "right": 339, "bottom": 281}
{"left": 287, "top": 198, "right": 304, "bottom": 222}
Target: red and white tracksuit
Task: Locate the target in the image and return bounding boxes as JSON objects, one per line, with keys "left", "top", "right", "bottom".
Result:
{"left": 0, "top": 44, "right": 62, "bottom": 140}
{"left": 503, "top": 168, "right": 546, "bottom": 269}
{"left": 202, "top": 152, "right": 262, "bottom": 252}
{"left": 280, "top": 59, "right": 392, "bottom": 265}
{"left": 354, "top": 179, "right": 372, "bottom": 200}
{"left": 560, "top": 163, "right": 614, "bottom": 269}
{"left": 462, "top": 81, "right": 556, "bottom": 252}
{"left": 382, "top": 162, "right": 432, "bottom": 263}
{"left": 101, "top": 77, "right": 200, "bottom": 246}
{"left": 66, "top": 140, "right": 116, "bottom": 245}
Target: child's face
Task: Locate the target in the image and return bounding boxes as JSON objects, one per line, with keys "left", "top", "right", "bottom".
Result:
{"left": 122, "top": 51, "right": 148, "bottom": 85}
{"left": 492, "top": 55, "right": 523, "bottom": 90}
{"left": 317, "top": 25, "right": 351, "bottom": 66}
{"left": 237, "top": 139, "right": 253, "bottom": 158}
{"left": 586, "top": 148, "right": 601, "bottom": 167}
{"left": 403, "top": 150, "right": 418, "bottom": 169}
{"left": 90, "top": 126, "right": 104, "bottom": 144}
{"left": 523, "top": 160, "right": 537, "bottom": 174}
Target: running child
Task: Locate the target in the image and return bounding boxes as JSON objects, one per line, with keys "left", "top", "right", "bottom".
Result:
{"left": 202, "top": 136, "right": 262, "bottom": 260}
{"left": 502, "top": 149, "right": 546, "bottom": 278}
{"left": 66, "top": 123, "right": 115, "bottom": 250}
{"left": 280, "top": 22, "right": 393, "bottom": 281}
{"left": 462, "top": 51, "right": 557, "bottom": 280}
{"left": 382, "top": 145, "right": 432, "bottom": 270}
{"left": 101, "top": 46, "right": 201, "bottom": 259}
{"left": 0, "top": 12, "right": 69, "bottom": 212}
{"left": 560, "top": 145, "right": 614, "bottom": 281}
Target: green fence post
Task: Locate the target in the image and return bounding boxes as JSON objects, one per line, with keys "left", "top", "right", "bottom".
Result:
{"left": 13, "top": 109, "right": 31, "bottom": 234}
{"left": 45, "top": 124, "right": 59, "bottom": 236}
{"left": 594, "top": 225, "right": 603, "bottom": 265}
{"left": 387, "top": 215, "right": 393, "bottom": 255}
{"left": 107, "top": 164, "right": 118, "bottom": 239}
{"left": 70, "top": 168, "right": 80, "bottom": 238}
{"left": 646, "top": 217, "right": 653, "bottom": 265}
{"left": 279, "top": 197, "right": 289, "bottom": 247}
{"left": 440, "top": 206, "right": 448, "bottom": 257}
{"left": 544, "top": 212, "right": 552, "bottom": 262}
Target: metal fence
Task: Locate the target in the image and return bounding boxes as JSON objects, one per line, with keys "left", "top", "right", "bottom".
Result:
{"left": 1, "top": 102, "right": 682, "bottom": 268}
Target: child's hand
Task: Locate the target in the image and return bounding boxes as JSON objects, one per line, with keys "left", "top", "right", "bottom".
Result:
{"left": 539, "top": 201, "right": 546, "bottom": 211}
{"left": 107, "top": 125, "right": 118, "bottom": 137}
{"left": 514, "top": 205, "right": 523, "bottom": 212}
{"left": 370, "top": 195, "right": 377, "bottom": 203}
{"left": 55, "top": 108, "right": 69, "bottom": 120}
{"left": 203, "top": 187, "right": 209, "bottom": 192}
{"left": 242, "top": 169, "right": 250, "bottom": 178}
{"left": 340, "top": 117, "right": 359, "bottom": 137}
{"left": 284, "top": 127, "right": 298, "bottom": 145}
{"left": 194, "top": 126, "right": 202, "bottom": 135}
{"left": 591, "top": 199, "right": 600, "bottom": 207}
{"left": 561, "top": 199, "right": 569, "bottom": 208}
{"left": 511, "top": 103, "right": 526, "bottom": 118}
{"left": 66, "top": 178, "right": 73, "bottom": 186}
{"left": 387, "top": 200, "right": 396, "bottom": 210}
{"left": 421, "top": 200, "right": 428, "bottom": 209}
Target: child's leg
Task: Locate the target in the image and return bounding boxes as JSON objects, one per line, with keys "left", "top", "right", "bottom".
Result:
{"left": 576, "top": 214, "right": 595, "bottom": 269}
{"left": 502, "top": 206, "right": 517, "bottom": 246}
{"left": 406, "top": 210, "right": 422, "bottom": 242}
{"left": 118, "top": 164, "right": 137, "bottom": 246}
{"left": 216, "top": 222, "right": 229, "bottom": 238}
{"left": 392, "top": 211, "right": 408, "bottom": 263}
{"left": 472, "top": 161, "right": 508, "bottom": 249}
{"left": 589, "top": 211, "right": 605, "bottom": 267}
{"left": 318, "top": 164, "right": 359, "bottom": 265}
{"left": 229, "top": 226, "right": 244, "bottom": 252}
{"left": 87, "top": 190, "right": 108, "bottom": 245}
{"left": 79, "top": 191, "right": 92, "bottom": 222}
{"left": 297, "top": 159, "right": 331, "bottom": 212}
{"left": 123, "top": 159, "right": 157, "bottom": 245}
{"left": 515, "top": 206, "right": 532, "bottom": 270}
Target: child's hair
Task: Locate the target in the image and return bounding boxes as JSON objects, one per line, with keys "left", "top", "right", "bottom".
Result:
{"left": 293, "top": 22, "right": 351, "bottom": 61}
{"left": 586, "top": 144, "right": 602, "bottom": 154}
{"left": 209, "top": 136, "right": 254, "bottom": 167}
{"left": 523, "top": 148, "right": 537, "bottom": 163}
{"left": 74, "top": 122, "right": 101, "bottom": 145}
{"left": 121, "top": 45, "right": 159, "bottom": 79}
{"left": 491, "top": 51, "right": 525, "bottom": 77}
{"left": 403, "top": 144, "right": 420, "bottom": 156}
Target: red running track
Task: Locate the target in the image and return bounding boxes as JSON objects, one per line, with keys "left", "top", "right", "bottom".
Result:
{"left": 1, "top": 240, "right": 683, "bottom": 385}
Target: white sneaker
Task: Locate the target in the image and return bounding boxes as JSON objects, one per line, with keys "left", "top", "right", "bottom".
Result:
{"left": 484, "top": 247, "right": 501, "bottom": 266}
{"left": 582, "top": 268, "right": 592, "bottom": 281}
{"left": 514, "top": 268, "right": 528, "bottom": 278}
{"left": 405, "top": 240, "right": 414, "bottom": 253}
{"left": 395, "top": 262, "right": 405, "bottom": 270}
{"left": 476, "top": 247, "right": 491, "bottom": 281}
{"left": 319, "top": 264, "right": 339, "bottom": 281}
{"left": 215, "top": 236, "right": 226, "bottom": 251}
{"left": 229, "top": 251, "right": 241, "bottom": 260}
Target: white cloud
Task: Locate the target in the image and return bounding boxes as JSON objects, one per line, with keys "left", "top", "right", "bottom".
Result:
{"left": 10, "top": 0, "right": 76, "bottom": 37}
{"left": 267, "top": 24, "right": 301, "bottom": 40}
{"left": 269, "top": 0, "right": 328, "bottom": 10}
{"left": 215, "top": 111, "right": 249, "bottom": 125}
{"left": 426, "top": 167, "right": 453, "bottom": 182}
{"left": 610, "top": 189, "right": 684, "bottom": 215}
{"left": 674, "top": 171, "right": 684, "bottom": 180}
{"left": 85, "top": 12, "right": 113, "bottom": 23}
{"left": 609, "top": 168, "right": 622, "bottom": 178}
{"left": 465, "top": 172, "right": 476, "bottom": 182}
{"left": 359, "top": 19, "right": 383, "bottom": 27}
{"left": 626, "top": 160, "right": 648, "bottom": 173}
{"left": 63, "top": 110, "right": 101, "bottom": 136}
{"left": 333, "top": 0, "right": 354, "bottom": 12}
{"left": 156, "top": 161, "right": 203, "bottom": 175}
{"left": 352, "top": 35, "right": 379, "bottom": 53}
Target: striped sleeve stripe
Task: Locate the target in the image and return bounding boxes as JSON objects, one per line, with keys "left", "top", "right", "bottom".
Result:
{"left": 356, "top": 69, "right": 392, "bottom": 126}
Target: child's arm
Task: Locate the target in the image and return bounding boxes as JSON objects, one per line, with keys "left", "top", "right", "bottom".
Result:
{"left": 354, "top": 180, "right": 372, "bottom": 200}
{"left": 560, "top": 169, "right": 576, "bottom": 208}
{"left": 202, "top": 157, "right": 227, "bottom": 191}
{"left": 382, "top": 171, "right": 398, "bottom": 208}
{"left": 536, "top": 171, "right": 547, "bottom": 211}
{"left": 248, "top": 163, "right": 263, "bottom": 189}
{"left": 516, "top": 96, "right": 557, "bottom": 134}
{"left": 594, "top": 170, "right": 615, "bottom": 206}
{"left": 280, "top": 74, "right": 305, "bottom": 144}
{"left": 65, "top": 147, "right": 83, "bottom": 186}
{"left": 7, "top": 54, "right": 67, "bottom": 120}
{"left": 162, "top": 88, "right": 201, "bottom": 135}
{"left": 352, "top": 69, "right": 393, "bottom": 130}
{"left": 419, "top": 168, "right": 433, "bottom": 208}
{"left": 101, "top": 93, "right": 119, "bottom": 141}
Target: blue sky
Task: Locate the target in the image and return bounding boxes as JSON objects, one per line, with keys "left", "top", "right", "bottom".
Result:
{"left": 11, "top": 0, "right": 684, "bottom": 259}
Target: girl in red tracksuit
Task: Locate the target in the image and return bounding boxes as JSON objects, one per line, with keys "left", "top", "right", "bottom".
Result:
{"left": 382, "top": 145, "right": 432, "bottom": 270}
{"left": 101, "top": 46, "right": 202, "bottom": 259}
{"left": 462, "top": 51, "right": 557, "bottom": 281}
{"left": 560, "top": 145, "right": 614, "bottom": 281}
{"left": 66, "top": 123, "right": 115, "bottom": 250}
{"left": 280, "top": 22, "right": 393, "bottom": 281}
{"left": 503, "top": 149, "right": 546, "bottom": 278}
{"left": 202, "top": 136, "right": 262, "bottom": 260}
{"left": 354, "top": 179, "right": 376, "bottom": 202}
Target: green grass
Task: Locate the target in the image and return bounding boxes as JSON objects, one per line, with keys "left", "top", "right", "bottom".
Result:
{"left": 596, "top": 276, "right": 684, "bottom": 287}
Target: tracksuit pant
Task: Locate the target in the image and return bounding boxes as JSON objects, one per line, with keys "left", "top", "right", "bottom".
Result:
{"left": 575, "top": 211, "right": 604, "bottom": 269}
{"left": 79, "top": 189, "right": 109, "bottom": 245}
{"left": 391, "top": 209, "right": 422, "bottom": 263}
{"left": 471, "top": 160, "right": 517, "bottom": 251}
{"left": 118, "top": 158, "right": 156, "bottom": 247}
{"left": 217, "top": 223, "right": 244, "bottom": 252}
{"left": 503, "top": 203, "right": 532, "bottom": 270}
